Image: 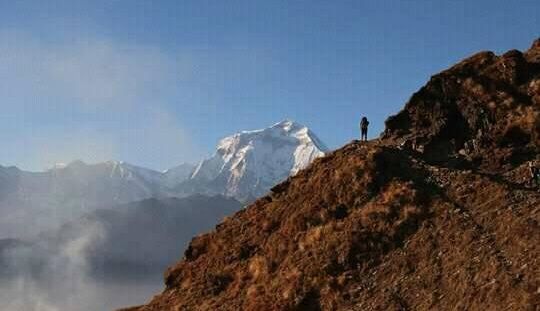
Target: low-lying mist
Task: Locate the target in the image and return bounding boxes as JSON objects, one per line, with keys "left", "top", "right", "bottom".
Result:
{"left": 0, "top": 195, "right": 242, "bottom": 311}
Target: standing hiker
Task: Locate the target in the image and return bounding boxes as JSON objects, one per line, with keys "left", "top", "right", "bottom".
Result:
{"left": 360, "top": 117, "right": 369, "bottom": 142}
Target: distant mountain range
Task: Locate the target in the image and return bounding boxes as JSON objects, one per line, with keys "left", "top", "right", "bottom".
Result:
{"left": 0, "top": 120, "right": 327, "bottom": 238}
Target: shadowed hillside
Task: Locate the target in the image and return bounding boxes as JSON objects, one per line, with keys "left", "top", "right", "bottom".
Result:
{"left": 121, "top": 39, "right": 540, "bottom": 311}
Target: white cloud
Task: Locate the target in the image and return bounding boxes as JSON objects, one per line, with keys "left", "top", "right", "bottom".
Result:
{"left": 0, "top": 30, "right": 178, "bottom": 109}
{"left": 0, "top": 29, "right": 277, "bottom": 171}
{"left": 0, "top": 30, "right": 202, "bottom": 170}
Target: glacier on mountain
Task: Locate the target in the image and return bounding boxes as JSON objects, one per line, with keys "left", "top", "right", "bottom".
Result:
{"left": 184, "top": 120, "right": 328, "bottom": 201}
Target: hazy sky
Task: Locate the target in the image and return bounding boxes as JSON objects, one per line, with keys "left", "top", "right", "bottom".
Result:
{"left": 1, "top": 0, "right": 539, "bottom": 171}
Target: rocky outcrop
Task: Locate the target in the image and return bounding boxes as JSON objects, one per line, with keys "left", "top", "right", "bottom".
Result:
{"left": 121, "top": 39, "right": 540, "bottom": 311}
{"left": 383, "top": 39, "right": 540, "bottom": 171}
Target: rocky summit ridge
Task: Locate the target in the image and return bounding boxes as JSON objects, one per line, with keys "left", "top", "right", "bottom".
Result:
{"left": 121, "top": 39, "right": 540, "bottom": 311}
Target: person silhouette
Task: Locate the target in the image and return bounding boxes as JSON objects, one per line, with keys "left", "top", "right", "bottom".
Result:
{"left": 360, "top": 117, "right": 369, "bottom": 141}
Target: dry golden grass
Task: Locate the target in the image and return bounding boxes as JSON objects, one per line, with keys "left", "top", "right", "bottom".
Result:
{"left": 121, "top": 39, "right": 540, "bottom": 311}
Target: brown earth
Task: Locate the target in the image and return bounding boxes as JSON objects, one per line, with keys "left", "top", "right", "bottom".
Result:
{"left": 120, "top": 39, "right": 540, "bottom": 311}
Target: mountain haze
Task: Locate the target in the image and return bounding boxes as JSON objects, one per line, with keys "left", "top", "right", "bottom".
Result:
{"left": 0, "top": 195, "right": 242, "bottom": 311}
{"left": 0, "top": 121, "right": 327, "bottom": 238}
{"left": 0, "top": 161, "right": 174, "bottom": 238}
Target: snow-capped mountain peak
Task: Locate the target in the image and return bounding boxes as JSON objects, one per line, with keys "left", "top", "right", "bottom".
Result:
{"left": 187, "top": 120, "right": 328, "bottom": 201}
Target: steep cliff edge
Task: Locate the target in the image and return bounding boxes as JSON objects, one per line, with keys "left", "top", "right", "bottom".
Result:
{"left": 121, "top": 39, "right": 540, "bottom": 311}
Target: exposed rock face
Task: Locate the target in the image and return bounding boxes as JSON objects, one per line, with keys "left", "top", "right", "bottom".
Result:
{"left": 121, "top": 40, "right": 540, "bottom": 311}
{"left": 384, "top": 39, "right": 540, "bottom": 169}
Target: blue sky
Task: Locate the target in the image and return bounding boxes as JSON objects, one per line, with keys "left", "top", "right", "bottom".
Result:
{"left": 1, "top": 1, "right": 539, "bottom": 171}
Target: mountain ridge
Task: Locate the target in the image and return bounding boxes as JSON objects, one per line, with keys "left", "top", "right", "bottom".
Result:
{"left": 121, "top": 38, "right": 540, "bottom": 311}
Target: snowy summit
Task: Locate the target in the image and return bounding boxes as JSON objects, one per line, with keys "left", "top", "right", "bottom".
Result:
{"left": 186, "top": 120, "right": 328, "bottom": 201}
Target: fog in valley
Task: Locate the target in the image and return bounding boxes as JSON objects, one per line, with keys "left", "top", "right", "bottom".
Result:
{"left": 0, "top": 195, "right": 242, "bottom": 311}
